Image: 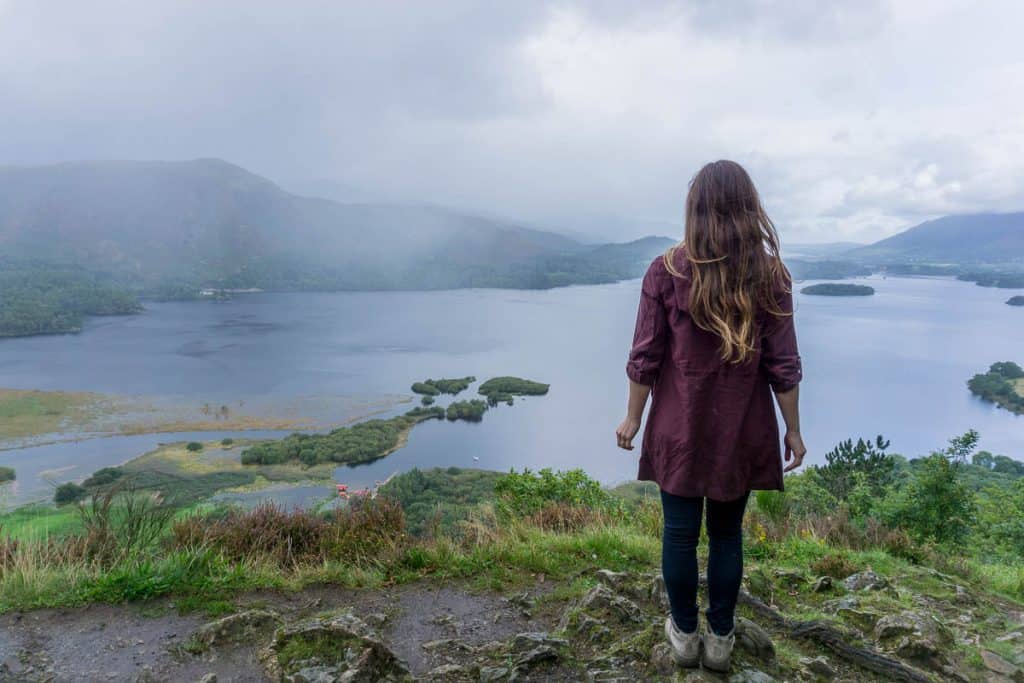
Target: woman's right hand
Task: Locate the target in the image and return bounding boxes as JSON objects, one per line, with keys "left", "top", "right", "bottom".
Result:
{"left": 783, "top": 430, "right": 807, "bottom": 472}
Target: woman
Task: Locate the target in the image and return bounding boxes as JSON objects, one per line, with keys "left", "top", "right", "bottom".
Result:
{"left": 616, "top": 160, "right": 805, "bottom": 672}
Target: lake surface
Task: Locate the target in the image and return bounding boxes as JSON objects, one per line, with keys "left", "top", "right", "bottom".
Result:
{"left": 1, "top": 275, "right": 1022, "bottom": 506}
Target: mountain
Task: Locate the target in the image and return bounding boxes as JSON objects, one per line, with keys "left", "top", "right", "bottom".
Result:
{"left": 0, "top": 159, "right": 665, "bottom": 292}
{"left": 847, "top": 212, "right": 1024, "bottom": 264}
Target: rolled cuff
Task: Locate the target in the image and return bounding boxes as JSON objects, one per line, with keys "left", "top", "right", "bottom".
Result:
{"left": 771, "top": 380, "right": 799, "bottom": 394}
{"left": 626, "top": 361, "right": 659, "bottom": 386}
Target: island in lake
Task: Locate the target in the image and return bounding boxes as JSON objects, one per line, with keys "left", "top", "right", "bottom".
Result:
{"left": 968, "top": 361, "right": 1024, "bottom": 415}
{"left": 801, "top": 283, "right": 875, "bottom": 297}
{"left": 1008, "top": 295, "right": 1024, "bottom": 307}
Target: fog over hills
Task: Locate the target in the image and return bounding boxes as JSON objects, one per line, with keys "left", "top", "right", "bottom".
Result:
{"left": 0, "top": 159, "right": 670, "bottom": 291}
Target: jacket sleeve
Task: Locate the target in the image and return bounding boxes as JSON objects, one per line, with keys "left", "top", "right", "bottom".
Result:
{"left": 626, "top": 266, "right": 669, "bottom": 386}
{"left": 760, "top": 283, "right": 802, "bottom": 393}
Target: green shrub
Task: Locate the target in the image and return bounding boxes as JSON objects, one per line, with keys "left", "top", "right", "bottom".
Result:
{"left": 0, "top": 466, "right": 15, "bottom": 483}
{"left": 494, "top": 468, "right": 617, "bottom": 517}
{"left": 54, "top": 482, "right": 87, "bottom": 505}
{"left": 221, "top": 438, "right": 234, "bottom": 446}
{"left": 809, "top": 553, "right": 857, "bottom": 579}
{"left": 420, "top": 395, "right": 435, "bottom": 406}
{"left": 882, "top": 452, "right": 976, "bottom": 544}
{"left": 186, "top": 441, "right": 204, "bottom": 452}
{"left": 82, "top": 467, "right": 124, "bottom": 488}
{"left": 753, "top": 490, "right": 787, "bottom": 524}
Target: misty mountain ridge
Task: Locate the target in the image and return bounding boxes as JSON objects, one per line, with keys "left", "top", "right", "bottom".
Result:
{"left": 847, "top": 212, "right": 1024, "bottom": 264}
{"left": 0, "top": 158, "right": 671, "bottom": 291}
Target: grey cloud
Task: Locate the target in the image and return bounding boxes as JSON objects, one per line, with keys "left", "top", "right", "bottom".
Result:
{"left": 0, "top": 0, "right": 1022, "bottom": 243}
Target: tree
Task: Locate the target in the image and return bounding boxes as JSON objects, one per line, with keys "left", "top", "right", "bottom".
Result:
{"left": 817, "top": 435, "right": 894, "bottom": 500}
{"left": 55, "top": 482, "right": 87, "bottom": 505}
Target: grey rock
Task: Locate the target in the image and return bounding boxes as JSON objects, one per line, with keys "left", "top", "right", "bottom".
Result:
{"left": 811, "top": 576, "right": 834, "bottom": 593}
{"left": 271, "top": 611, "right": 411, "bottom": 682}
{"left": 193, "top": 609, "right": 281, "bottom": 649}
{"left": 772, "top": 568, "right": 806, "bottom": 587}
{"left": 844, "top": 570, "right": 889, "bottom": 591}
{"left": 874, "top": 611, "right": 954, "bottom": 671}
{"left": 837, "top": 607, "right": 881, "bottom": 632}
{"left": 198, "top": 675, "right": 217, "bottom": 683}
{"left": 649, "top": 574, "right": 670, "bottom": 611}
{"left": 578, "top": 584, "right": 644, "bottom": 624}
{"left": 650, "top": 642, "right": 675, "bottom": 676}
{"left": 981, "top": 650, "right": 1018, "bottom": 677}
{"left": 735, "top": 617, "right": 775, "bottom": 660}
{"left": 478, "top": 665, "right": 510, "bottom": 682}
{"left": 728, "top": 669, "right": 776, "bottom": 683}
{"left": 423, "top": 663, "right": 476, "bottom": 681}
{"left": 799, "top": 655, "right": 835, "bottom": 678}
{"left": 595, "top": 569, "right": 630, "bottom": 588}
{"left": 514, "top": 645, "right": 558, "bottom": 670}
{"left": 288, "top": 665, "right": 340, "bottom": 683}
{"left": 511, "top": 632, "right": 568, "bottom": 652}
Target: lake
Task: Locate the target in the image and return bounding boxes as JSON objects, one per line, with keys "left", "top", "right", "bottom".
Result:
{"left": 1, "top": 275, "right": 1022, "bottom": 507}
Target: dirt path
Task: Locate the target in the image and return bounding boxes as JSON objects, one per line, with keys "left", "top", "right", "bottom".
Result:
{"left": 0, "top": 582, "right": 555, "bottom": 682}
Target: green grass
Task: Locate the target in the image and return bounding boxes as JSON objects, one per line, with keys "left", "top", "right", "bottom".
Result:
{"left": 0, "top": 504, "right": 82, "bottom": 540}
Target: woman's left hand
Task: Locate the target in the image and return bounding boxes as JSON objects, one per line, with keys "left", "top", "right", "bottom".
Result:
{"left": 616, "top": 417, "right": 641, "bottom": 450}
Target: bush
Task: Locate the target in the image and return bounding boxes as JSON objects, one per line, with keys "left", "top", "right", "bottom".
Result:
{"left": 0, "top": 466, "right": 15, "bottom": 482}
{"left": 54, "top": 482, "right": 87, "bottom": 505}
{"left": 221, "top": 438, "right": 234, "bottom": 446}
{"left": 809, "top": 554, "right": 858, "bottom": 579}
{"left": 82, "top": 466, "right": 124, "bottom": 488}
{"left": 420, "top": 395, "right": 435, "bottom": 406}
{"left": 186, "top": 441, "right": 204, "bottom": 452}
{"left": 494, "top": 468, "right": 618, "bottom": 517}
{"left": 171, "top": 498, "right": 406, "bottom": 567}
{"left": 882, "top": 452, "right": 976, "bottom": 544}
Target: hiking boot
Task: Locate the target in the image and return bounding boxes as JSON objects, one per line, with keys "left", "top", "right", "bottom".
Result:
{"left": 701, "top": 627, "right": 735, "bottom": 672}
{"left": 664, "top": 616, "right": 700, "bottom": 667}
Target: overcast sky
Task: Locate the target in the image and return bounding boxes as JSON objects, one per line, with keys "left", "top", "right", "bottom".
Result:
{"left": 2, "top": 1, "right": 1022, "bottom": 243}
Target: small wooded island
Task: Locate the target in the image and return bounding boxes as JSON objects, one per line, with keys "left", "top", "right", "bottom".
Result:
{"left": 1007, "top": 295, "right": 1024, "bottom": 307}
{"left": 801, "top": 283, "right": 875, "bottom": 297}
{"left": 968, "top": 361, "right": 1024, "bottom": 415}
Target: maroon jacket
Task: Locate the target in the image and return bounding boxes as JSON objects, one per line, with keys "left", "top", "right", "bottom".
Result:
{"left": 626, "top": 250, "right": 802, "bottom": 501}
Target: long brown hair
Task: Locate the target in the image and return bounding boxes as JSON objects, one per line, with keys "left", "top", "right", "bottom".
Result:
{"left": 664, "top": 160, "right": 789, "bottom": 364}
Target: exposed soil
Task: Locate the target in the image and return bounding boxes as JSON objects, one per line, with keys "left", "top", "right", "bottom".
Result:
{"left": 0, "top": 581, "right": 557, "bottom": 682}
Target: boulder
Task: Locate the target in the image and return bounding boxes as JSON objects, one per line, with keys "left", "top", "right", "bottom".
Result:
{"left": 649, "top": 643, "right": 675, "bottom": 676}
{"left": 578, "top": 584, "right": 644, "bottom": 624}
{"left": 798, "top": 655, "right": 835, "bottom": 679}
{"left": 874, "top": 611, "right": 954, "bottom": 671}
{"left": 980, "top": 650, "right": 1019, "bottom": 678}
{"left": 837, "top": 607, "right": 881, "bottom": 632}
{"left": 735, "top": 617, "right": 775, "bottom": 660}
{"left": 191, "top": 609, "right": 282, "bottom": 650}
{"left": 268, "top": 611, "right": 411, "bottom": 683}
{"left": 844, "top": 570, "right": 889, "bottom": 592}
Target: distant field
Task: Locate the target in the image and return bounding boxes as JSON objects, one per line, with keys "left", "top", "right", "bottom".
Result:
{"left": 0, "top": 387, "right": 404, "bottom": 444}
{"left": 0, "top": 388, "right": 100, "bottom": 440}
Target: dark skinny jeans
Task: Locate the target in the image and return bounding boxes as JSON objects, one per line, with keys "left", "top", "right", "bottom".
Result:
{"left": 660, "top": 490, "right": 749, "bottom": 636}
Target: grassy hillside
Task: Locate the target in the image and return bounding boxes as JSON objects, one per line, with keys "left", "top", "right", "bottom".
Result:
{"left": 2, "top": 433, "right": 1023, "bottom": 680}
